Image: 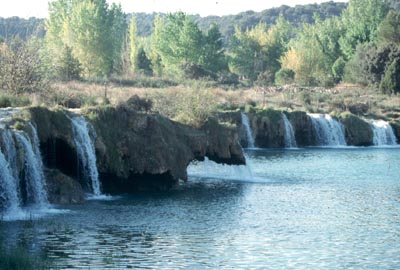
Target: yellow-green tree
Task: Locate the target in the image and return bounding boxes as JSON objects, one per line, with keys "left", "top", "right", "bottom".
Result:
{"left": 46, "top": 0, "right": 126, "bottom": 79}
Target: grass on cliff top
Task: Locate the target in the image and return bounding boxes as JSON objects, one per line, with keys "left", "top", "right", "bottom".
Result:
{"left": 1, "top": 79, "right": 400, "bottom": 123}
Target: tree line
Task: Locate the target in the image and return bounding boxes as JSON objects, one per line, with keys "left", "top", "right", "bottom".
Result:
{"left": 1, "top": 0, "right": 400, "bottom": 95}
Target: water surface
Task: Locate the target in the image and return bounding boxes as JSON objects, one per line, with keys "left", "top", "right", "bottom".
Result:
{"left": 1, "top": 148, "right": 399, "bottom": 269}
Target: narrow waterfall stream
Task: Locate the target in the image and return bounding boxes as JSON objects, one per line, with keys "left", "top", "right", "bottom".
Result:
{"left": 70, "top": 116, "right": 102, "bottom": 196}
{"left": 0, "top": 147, "right": 21, "bottom": 214}
{"left": 370, "top": 120, "right": 397, "bottom": 146}
{"left": 282, "top": 113, "right": 297, "bottom": 148}
{"left": 15, "top": 131, "right": 49, "bottom": 206}
{"left": 241, "top": 112, "right": 255, "bottom": 148}
{"left": 308, "top": 114, "right": 347, "bottom": 146}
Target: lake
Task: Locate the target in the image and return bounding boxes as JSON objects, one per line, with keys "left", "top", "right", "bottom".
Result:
{"left": 1, "top": 147, "right": 399, "bottom": 269}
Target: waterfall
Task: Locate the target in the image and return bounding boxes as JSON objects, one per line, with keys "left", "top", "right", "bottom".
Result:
{"left": 15, "top": 131, "right": 48, "bottom": 206}
{"left": 70, "top": 116, "right": 101, "bottom": 195}
{"left": 0, "top": 148, "right": 21, "bottom": 213}
{"left": 282, "top": 113, "right": 297, "bottom": 148}
{"left": 308, "top": 114, "right": 346, "bottom": 146}
{"left": 241, "top": 112, "right": 255, "bottom": 148}
{"left": 1, "top": 128, "right": 19, "bottom": 180}
{"left": 370, "top": 120, "right": 397, "bottom": 146}
{"left": 188, "top": 157, "right": 254, "bottom": 182}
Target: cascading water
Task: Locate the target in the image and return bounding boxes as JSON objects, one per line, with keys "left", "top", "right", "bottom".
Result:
{"left": 187, "top": 157, "right": 254, "bottom": 182}
{"left": 308, "top": 114, "right": 347, "bottom": 146}
{"left": 0, "top": 148, "right": 21, "bottom": 214}
{"left": 1, "top": 128, "right": 19, "bottom": 180}
{"left": 370, "top": 120, "right": 397, "bottom": 146}
{"left": 70, "top": 116, "right": 102, "bottom": 195}
{"left": 241, "top": 112, "right": 255, "bottom": 148}
{"left": 15, "top": 131, "right": 48, "bottom": 206}
{"left": 281, "top": 113, "right": 297, "bottom": 148}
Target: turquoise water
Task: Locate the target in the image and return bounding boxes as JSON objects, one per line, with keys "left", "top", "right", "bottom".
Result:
{"left": 1, "top": 148, "right": 399, "bottom": 269}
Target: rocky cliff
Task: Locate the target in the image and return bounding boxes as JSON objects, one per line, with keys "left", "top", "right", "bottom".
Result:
{"left": 27, "top": 106, "right": 245, "bottom": 194}
{"left": 339, "top": 113, "right": 374, "bottom": 146}
{"left": 218, "top": 108, "right": 398, "bottom": 148}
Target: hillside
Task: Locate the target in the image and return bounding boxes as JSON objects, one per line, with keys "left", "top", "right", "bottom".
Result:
{"left": 131, "top": 1, "right": 347, "bottom": 37}
{"left": 1, "top": 1, "right": 347, "bottom": 40}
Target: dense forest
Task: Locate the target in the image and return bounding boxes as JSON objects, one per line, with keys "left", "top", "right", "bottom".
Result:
{"left": 0, "top": 2, "right": 347, "bottom": 40}
{"left": 1, "top": 0, "right": 400, "bottom": 96}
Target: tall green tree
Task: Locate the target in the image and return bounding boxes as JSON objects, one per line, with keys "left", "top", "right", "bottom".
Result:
{"left": 228, "top": 26, "right": 261, "bottom": 81}
{"left": 339, "top": 0, "right": 389, "bottom": 59}
{"left": 229, "top": 16, "right": 291, "bottom": 83}
{"left": 200, "top": 24, "right": 226, "bottom": 73}
{"left": 154, "top": 12, "right": 204, "bottom": 75}
{"left": 129, "top": 16, "right": 139, "bottom": 73}
{"left": 46, "top": 0, "right": 127, "bottom": 79}
{"left": 377, "top": 10, "right": 400, "bottom": 44}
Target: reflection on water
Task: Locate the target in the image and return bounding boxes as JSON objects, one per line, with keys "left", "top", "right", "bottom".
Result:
{"left": 1, "top": 148, "right": 400, "bottom": 269}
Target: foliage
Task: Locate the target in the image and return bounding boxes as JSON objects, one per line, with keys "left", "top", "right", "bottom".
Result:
{"left": 275, "top": 68, "right": 295, "bottom": 86}
{"left": 339, "top": 0, "right": 389, "bottom": 59}
{"left": 377, "top": 10, "right": 400, "bottom": 44}
{"left": 129, "top": 16, "right": 139, "bottom": 73}
{"left": 229, "top": 15, "right": 291, "bottom": 83}
{"left": 123, "top": 95, "right": 153, "bottom": 112}
{"left": 154, "top": 12, "right": 203, "bottom": 76}
{"left": 359, "top": 43, "right": 400, "bottom": 87}
{"left": 0, "top": 37, "right": 48, "bottom": 94}
{"left": 0, "top": 93, "right": 31, "bottom": 108}
{"left": 379, "top": 58, "right": 400, "bottom": 94}
{"left": 281, "top": 15, "right": 343, "bottom": 86}
{"left": 46, "top": 0, "right": 127, "bottom": 79}
{"left": 54, "top": 45, "right": 82, "bottom": 81}
{"left": 151, "top": 87, "right": 217, "bottom": 127}
{"left": 332, "top": 57, "right": 346, "bottom": 83}
{"left": 0, "top": 17, "right": 45, "bottom": 40}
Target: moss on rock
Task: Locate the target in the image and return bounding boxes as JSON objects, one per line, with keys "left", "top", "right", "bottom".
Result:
{"left": 340, "top": 112, "right": 374, "bottom": 146}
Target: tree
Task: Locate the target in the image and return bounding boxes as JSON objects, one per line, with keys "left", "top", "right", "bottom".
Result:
{"left": 339, "top": 0, "right": 389, "bottom": 59}
{"left": 377, "top": 10, "right": 400, "bottom": 44}
{"left": 129, "top": 16, "right": 139, "bottom": 73}
{"left": 280, "top": 14, "right": 346, "bottom": 86}
{"left": 200, "top": 24, "right": 226, "bottom": 73}
{"left": 55, "top": 45, "right": 82, "bottom": 81}
{"left": 229, "top": 16, "right": 291, "bottom": 83}
{"left": 109, "top": 3, "right": 127, "bottom": 74}
{"left": 154, "top": 12, "right": 204, "bottom": 76}
{"left": 46, "top": 0, "right": 127, "bottom": 79}
{"left": 0, "top": 37, "right": 47, "bottom": 94}
{"left": 148, "top": 15, "right": 164, "bottom": 77}
{"left": 380, "top": 58, "right": 400, "bottom": 94}
{"left": 275, "top": 68, "right": 295, "bottom": 85}
{"left": 228, "top": 26, "right": 261, "bottom": 81}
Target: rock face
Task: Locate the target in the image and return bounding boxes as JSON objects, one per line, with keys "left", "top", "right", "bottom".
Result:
{"left": 249, "top": 108, "right": 285, "bottom": 148}
{"left": 218, "top": 109, "right": 314, "bottom": 148}
{"left": 45, "top": 169, "right": 85, "bottom": 204}
{"left": 286, "top": 111, "right": 315, "bottom": 147}
{"left": 340, "top": 113, "right": 374, "bottom": 146}
{"left": 27, "top": 106, "right": 245, "bottom": 194}
{"left": 391, "top": 122, "right": 400, "bottom": 144}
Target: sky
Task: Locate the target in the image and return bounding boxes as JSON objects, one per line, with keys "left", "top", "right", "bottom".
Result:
{"left": 1, "top": 0, "right": 348, "bottom": 18}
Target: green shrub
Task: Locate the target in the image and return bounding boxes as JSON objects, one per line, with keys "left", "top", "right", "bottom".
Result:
{"left": 299, "top": 90, "right": 312, "bottom": 106}
{"left": 380, "top": 58, "right": 400, "bottom": 94}
{"left": 332, "top": 57, "right": 346, "bottom": 83}
{"left": 275, "top": 68, "right": 295, "bottom": 86}
{"left": 123, "top": 95, "right": 153, "bottom": 112}
{"left": 0, "top": 94, "right": 31, "bottom": 108}
{"left": 255, "top": 70, "right": 275, "bottom": 87}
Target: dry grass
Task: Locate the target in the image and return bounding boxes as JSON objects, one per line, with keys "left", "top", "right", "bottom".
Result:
{"left": 16, "top": 80, "right": 400, "bottom": 122}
